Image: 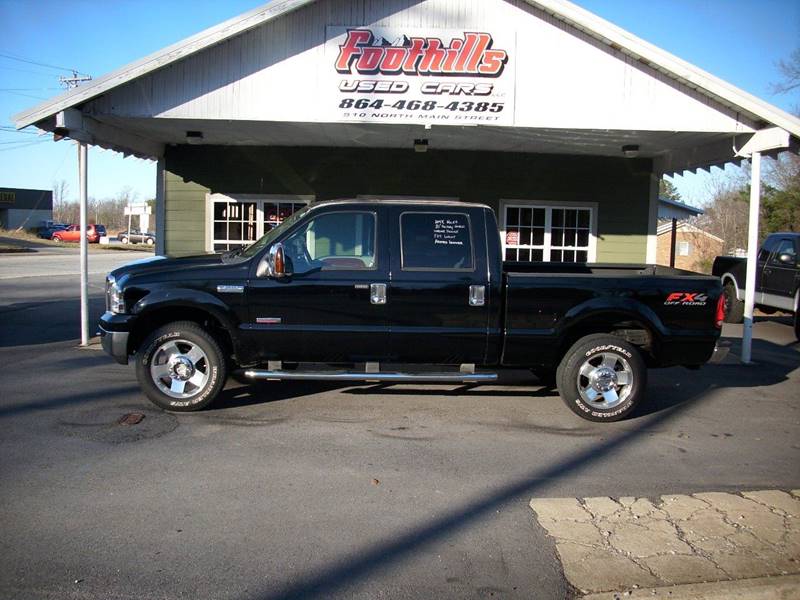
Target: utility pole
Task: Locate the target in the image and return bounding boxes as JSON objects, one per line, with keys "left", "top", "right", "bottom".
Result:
{"left": 59, "top": 70, "right": 92, "bottom": 90}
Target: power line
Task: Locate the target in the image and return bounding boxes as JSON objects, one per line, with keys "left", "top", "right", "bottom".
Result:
{"left": 0, "top": 139, "right": 49, "bottom": 152}
{"left": 0, "top": 64, "right": 58, "bottom": 77}
{"left": 0, "top": 51, "right": 77, "bottom": 73}
{"left": 0, "top": 90, "right": 48, "bottom": 100}
{"left": 0, "top": 138, "right": 46, "bottom": 144}
{"left": 0, "top": 127, "right": 42, "bottom": 135}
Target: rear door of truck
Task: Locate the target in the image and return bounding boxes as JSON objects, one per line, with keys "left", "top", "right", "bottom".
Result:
{"left": 386, "top": 204, "right": 490, "bottom": 364}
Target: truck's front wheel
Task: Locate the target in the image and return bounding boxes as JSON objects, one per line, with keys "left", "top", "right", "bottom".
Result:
{"left": 135, "top": 321, "right": 226, "bottom": 412}
{"left": 556, "top": 334, "right": 646, "bottom": 422}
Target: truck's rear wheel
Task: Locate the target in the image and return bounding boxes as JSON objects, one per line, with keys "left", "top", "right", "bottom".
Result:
{"left": 723, "top": 282, "right": 744, "bottom": 324}
{"left": 556, "top": 334, "right": 646, "bottom": 422}
{"left": 135, "top": 321, "right": 226, "bottom": 412}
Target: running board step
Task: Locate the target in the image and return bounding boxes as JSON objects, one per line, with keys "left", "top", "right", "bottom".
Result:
{"left": 242, "top": 370, "right": 498, "bottom": 383}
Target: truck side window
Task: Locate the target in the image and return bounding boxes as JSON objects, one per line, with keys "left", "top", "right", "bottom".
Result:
{"left": 282, "top": 211, "right": 377, "bottom": 273}
{"left": 770, "top": 239, "right": 797, "bottom": 265}
{"left": 400, "top": 212, "right": 474, "bottom": 271}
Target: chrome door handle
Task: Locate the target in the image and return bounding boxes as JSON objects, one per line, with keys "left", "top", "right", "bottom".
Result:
{"left": 469, "top": 285, "right": 486, "bottom": 307}
{"left": 370, "top": 283, "right": 387, "bottom": 305}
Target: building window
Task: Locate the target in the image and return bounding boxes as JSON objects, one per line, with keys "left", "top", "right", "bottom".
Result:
{"left": 208, "top": 195, "right": 310, "bottom": 252}
{"left": 677, "top": 241, "right": 691, "bottom": 256}
{"left": 502, "top": 203, "right": 595, "bottom": 263}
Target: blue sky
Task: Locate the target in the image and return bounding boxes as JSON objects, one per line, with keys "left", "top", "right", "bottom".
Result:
{"left": 0, "top": 0, "right": 798, "bottom": 206}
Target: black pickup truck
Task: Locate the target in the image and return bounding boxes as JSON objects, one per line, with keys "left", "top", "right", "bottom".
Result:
{"left": 713, "top": 232, "right": 799, "bottom": 337}
{"left": 100, "top": 200, "right": 724, "bottom": 422}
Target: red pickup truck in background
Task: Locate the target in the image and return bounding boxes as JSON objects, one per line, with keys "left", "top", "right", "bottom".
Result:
{"left": 52, "top": 224, "right": 107, "bottom": 243}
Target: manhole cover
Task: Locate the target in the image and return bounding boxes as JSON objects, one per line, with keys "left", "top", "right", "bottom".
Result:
{"left": 117, "top": 412, "right": 145, "bottom": 425}
{"left": 57, "top": 406, "right": 177, "bottom": 443}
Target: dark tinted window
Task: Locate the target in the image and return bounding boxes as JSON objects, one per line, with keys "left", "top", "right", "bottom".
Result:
{"left": 770, "top": 238, "right": 797, "bottom": 265}
{"left": 401, "top": 212, "right": 473, "bottom": 270}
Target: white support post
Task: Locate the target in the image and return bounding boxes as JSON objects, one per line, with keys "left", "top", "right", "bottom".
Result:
{"left": 78, "top": 142, "right": 89, "bottom": 346}
{"left": 741, "top": 151, "right": 761, "bottom": 364}
{"left": 155, "top": 157, "right": 166, "bottom": 256}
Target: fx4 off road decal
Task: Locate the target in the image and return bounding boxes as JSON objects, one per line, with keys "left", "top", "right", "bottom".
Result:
{"left": 665, "top": 292, "right": 709, "bottom": 306}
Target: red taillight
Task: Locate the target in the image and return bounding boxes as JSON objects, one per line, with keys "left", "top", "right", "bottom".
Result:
{"left": 715, "top": 294, "right": 725, "bottom": 328}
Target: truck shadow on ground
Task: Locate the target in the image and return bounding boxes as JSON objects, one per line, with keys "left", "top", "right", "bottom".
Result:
{"left": 206, "top": 335, "right": 796, "bottom": 423}
{"left": 240, "top": 336, "right": 797, "bottom": 600}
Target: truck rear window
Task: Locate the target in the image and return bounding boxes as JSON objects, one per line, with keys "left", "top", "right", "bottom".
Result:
{"left": 400, "top": 212, "right": 473, "bottom": 271}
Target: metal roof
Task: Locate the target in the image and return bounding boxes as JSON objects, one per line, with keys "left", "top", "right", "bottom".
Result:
{"left": 658, "top": 196, "right": 704, "bottom": 216}
{"left": 12, "top": 0, "right": 800, "bottom": 142}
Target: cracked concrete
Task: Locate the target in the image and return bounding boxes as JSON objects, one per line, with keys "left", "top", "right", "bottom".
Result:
{"left": 529, "top": 490, "right": 800, "bottom": 595}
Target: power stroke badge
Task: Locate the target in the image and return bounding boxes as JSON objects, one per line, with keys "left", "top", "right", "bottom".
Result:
{"left": 325, "top": 27, "right": 516, "bottom": 125}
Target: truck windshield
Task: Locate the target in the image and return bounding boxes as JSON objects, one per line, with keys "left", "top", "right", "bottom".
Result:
{"left": 237, "top": 206, "right": 311, "bottom": 259}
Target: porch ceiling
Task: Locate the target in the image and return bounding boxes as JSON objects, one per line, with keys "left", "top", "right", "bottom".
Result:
{"left": 70, "top": 114, "right": 749, "bottom": 176}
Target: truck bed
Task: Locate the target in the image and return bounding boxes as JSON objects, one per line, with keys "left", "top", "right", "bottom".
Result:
{"left": 503, "top": 261, "right": 704, "bottom": 278}
{"left": 500, "top": 262, "right": 721, "bottom": 368}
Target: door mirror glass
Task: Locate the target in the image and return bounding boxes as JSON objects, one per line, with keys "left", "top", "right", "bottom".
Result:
{"left": 777, "top": 252, "right": 796, "bottom": 266}
{"left": 256, "top": 243, "right": 291, "bottom": 278}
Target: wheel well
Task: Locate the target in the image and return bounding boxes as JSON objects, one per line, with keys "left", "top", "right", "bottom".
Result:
{"left": 129, "top": 307, "right": 234, "bottom": 360}
{"left": 720, "top": 274, "right": 740, "bottom": 299}
{"left": 558, "top": 316, "right": 656, "bottom": 366}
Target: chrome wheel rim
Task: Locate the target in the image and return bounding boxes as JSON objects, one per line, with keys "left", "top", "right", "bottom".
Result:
{"left": 150, "top": 338, "right": 210, "bottom": 399}
{"left": 576, "top": 352, "right": 633, "bottom": 409}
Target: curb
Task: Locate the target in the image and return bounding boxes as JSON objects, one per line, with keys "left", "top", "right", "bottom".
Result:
{"left": 0, "top": 247, "right": 36, "bottom": 254}
{"left": 582, "top": 574, "right": 800, "bottom": 600}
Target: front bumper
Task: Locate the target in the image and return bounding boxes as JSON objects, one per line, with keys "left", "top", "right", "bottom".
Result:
{"left": 100, "top": 327, "right": 130, "bottom": 364}
{"left": 98, "top": 311, "right": 135, "bottom": 365}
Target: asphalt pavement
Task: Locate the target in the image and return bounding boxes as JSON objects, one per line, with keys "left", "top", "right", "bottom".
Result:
{"left": 0, "top": 251, "right": 798, "bottom": 600}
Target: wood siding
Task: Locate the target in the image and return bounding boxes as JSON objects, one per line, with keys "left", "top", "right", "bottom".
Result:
{"left": 164, "top": 145, "right": 650, "bottom": 261}
{"left": 90, "top": 0, "right": 751, "bottom": 134}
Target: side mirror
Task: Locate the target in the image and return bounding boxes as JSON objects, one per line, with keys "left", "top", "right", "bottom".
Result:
{"left": 256, "top": 243, "right": 291, "bottom": 278}
{"left": 777, "top": 253, "right": 796, "bottom": 266}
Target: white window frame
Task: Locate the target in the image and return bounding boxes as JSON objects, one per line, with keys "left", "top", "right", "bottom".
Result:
{"left": 499, "top": 200, "right": 598, "bottom": 263}
{"left": 677, "top": 240, "right": 691, "bottom": 256}
{"left": 205, "top": 193, "right": 313, "bottom": 252}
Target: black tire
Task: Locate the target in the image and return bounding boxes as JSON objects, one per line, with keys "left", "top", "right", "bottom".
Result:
{"left": 145, "top": 237, "right": 155, "bottom": 245}
{"left": 723, "top": 282, "right": 744, "bottom": 324}
{"left": 556, "top": 334, "right": 647, "bottom": 422}
{"left": 135, "top": 321, "right": 226, "bottom": 412}
{"left": 120, "top": 236, "right": 128, "bottom": 244}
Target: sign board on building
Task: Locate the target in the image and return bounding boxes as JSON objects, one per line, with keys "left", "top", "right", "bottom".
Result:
{"left": 325, "top": 27, "right": 516, "bottom": 126}
{"left": 0, "top": 191, "right": 15, "bottom": 204}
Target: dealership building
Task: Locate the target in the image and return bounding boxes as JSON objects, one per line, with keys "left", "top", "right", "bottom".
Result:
{"left": 13, "top": 0, "right": 800, "bottom": 261}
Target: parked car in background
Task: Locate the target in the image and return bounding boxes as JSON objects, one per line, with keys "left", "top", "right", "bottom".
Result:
{"left": 36, "top": 222, "right": 67, "bottom": 239}
{"left": 52, "top": 224, "right": 107, "bottom": 243}
{"left": 118, "top": 229, "right": 156, "bottom": 245}
{"left": 713, "top": 232, "right": 799, "bottom": 338}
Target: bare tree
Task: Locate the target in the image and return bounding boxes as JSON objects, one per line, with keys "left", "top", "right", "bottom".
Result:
{"left": 771, "top": 47, "right": 800, "bottom": 96}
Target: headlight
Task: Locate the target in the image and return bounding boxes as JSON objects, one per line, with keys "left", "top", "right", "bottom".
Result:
{"left": 106, "top": 275, "right": 126, "bottom": 314}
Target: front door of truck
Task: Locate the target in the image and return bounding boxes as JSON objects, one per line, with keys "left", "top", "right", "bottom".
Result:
{"left": 387, "top": 205, "right": 490, "bottom": 364}
{"left": 246, "top": 205, "right": 390, "bottom": 362}
{"left": 762, "top": 237, "right": 798, "bottom": 305}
